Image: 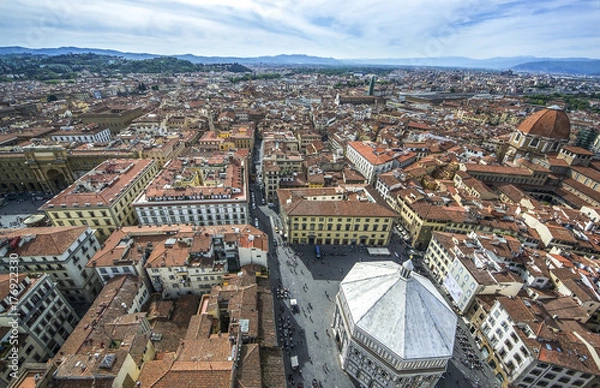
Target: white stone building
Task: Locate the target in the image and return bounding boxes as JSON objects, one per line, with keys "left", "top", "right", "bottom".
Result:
{"left": 51, "top": 124, "right": 111, "bottom": 144}
{"left": 346, "top": 141, "right": 399, "bottom": 183}
{"left": 133, "top": 155, "right": 250, "bottom": 227}
{"left": 0, "top": 226, "right": 103, "bottom": 316}
{"left": 480, "top": 297, "right": 600, "bottom": 387}
{"left": 332, "top": 261, "right": 456, "bottom": 388}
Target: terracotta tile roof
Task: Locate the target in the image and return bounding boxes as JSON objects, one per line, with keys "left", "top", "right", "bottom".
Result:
{"left": 551, "top": 268, "right": 599, "bottom": 303}
{"left": 347, "top": 141, "right": 397, "bottom": 166}
{"left": 53, "top": 278, "right": 148, "bottom": 385}
{"left": 496, "top": 183, "right": 527, "bottom": 203}
{"left": 517, "top": 108, "right": 570, "bottom": 139}
{"left": 411, "top": 203, "right": 468, "bottom": 223}
{"left": 463, "top": 163, "right": 533, "bottom": 177}
{"left": 562, "top": 145, "right": 594, "bottom": 156}
{"left": 138, "top": 268, "right": 281, "bottom": 388}
{"left": 546, "top": 224, "right": 578, "bottom": 244}
{"left": 278, "top": 186, "right": 397, "bottom": 218}
{"left": 571, "top": 166, "right": 600, "bottom": 184}
{"left": 0, "top": 273, "right": 29, "bottom": 300}
{"left": 539, "top": 297, "right": 589, "bottom": 320}
{"left": 553, "top": 185, "right": 592, "bottom": 208}
{"left": 41, "top": 159, "right": 155, "bottom": 209}
{"left": 142, "top": 157, "right": 245, "bottom": 201}
{"left": 89, "top": 225, "right": 268, "bottom": 269}
{"left": 57, "top": 275, "right": 142, "bottom": 356}
{"left": 544, "top": 155, "right": 570, "bottom": 168}
{"left": 0, "top": 226, "right": 89, "bottom": 257}
{"left": 233, "top": 343, "right": 262, "bottom": 388}
{"left": 534, "top": 319, "right": 600, "bottom": 375}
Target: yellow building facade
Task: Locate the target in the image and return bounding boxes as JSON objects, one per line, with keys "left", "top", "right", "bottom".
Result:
{"left": 41, "top": 159, "right": 159, "bottom": 241}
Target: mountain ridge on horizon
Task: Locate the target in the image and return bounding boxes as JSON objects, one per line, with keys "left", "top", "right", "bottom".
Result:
{"left": 1, "top": 46, "right": 599, "bottom": 75}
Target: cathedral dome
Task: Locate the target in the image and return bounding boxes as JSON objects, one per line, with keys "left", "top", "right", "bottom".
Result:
{"left": 517, "top": 107, "right": 570, "bottom": 140}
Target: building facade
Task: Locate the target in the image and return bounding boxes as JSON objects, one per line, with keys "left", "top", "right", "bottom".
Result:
{"left": 50, "top": 124, "right": 111, "bottom": 144}
{"left": 40, "top": 159, "right": 159, "bottom": 241}
{"left": 479, "top": 297, "right": 600, "bottom": 387}
{"left": 346, "top": 141, "right": 399, "bottom": 183}
{"left": 278, "top": 186, "right": 397, "bottom": 246}
{"left": 133, "top": 155, "right": 250, "bottom": 227}
{"left": 0, "top": 226, "right": 102, "bottom": 315}
{"left": 0, "top": 274, "right": 79, "bottom": 386}
{"left": 89, "top": 224, "right": 269, "bottom": 299}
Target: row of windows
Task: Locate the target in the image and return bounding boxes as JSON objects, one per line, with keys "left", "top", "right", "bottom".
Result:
{"left": 54, "top": 210, "right": 109, "bottom": 218}
{"left": 292, "top": 217, "right": 389, "bottom": 223}
{"left": 140, "top": 206, "right": 245, "bottom": 216}
{"left": 293, "top": 223, "right": 389, "bottom": 232}
{"left": 140, "top": 215, "right": 247, "bottom": 225}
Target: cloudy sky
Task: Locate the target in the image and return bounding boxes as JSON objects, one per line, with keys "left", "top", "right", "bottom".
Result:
{"left": 1, "top": 0, "right": 599, "bottom": 59}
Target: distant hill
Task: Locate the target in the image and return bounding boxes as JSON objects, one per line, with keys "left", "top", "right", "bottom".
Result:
{"left": 1, "top": 46, "right": 599, "bottom": 75}
{"left": 0, "top": 47, "right": 340, "bottom": 66}
{"left": 0, "top": 52, "right": 252, "bottom": 81}
{"left": 0, "top": 46, "right": 157, "bottom": 60}
{"left": 511, "top": 59, "right": 600, "bottom": 75}
{"left": 346, "top": 56, "right": 547, "bottom": 69}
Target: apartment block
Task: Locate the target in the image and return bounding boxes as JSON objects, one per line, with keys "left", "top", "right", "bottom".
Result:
{"left": 0, "top": 226, "right": 102, "bottom": 315}
{"left": 0, "top": 274, "right": 79, "bottom": 386}
{"left": 278, "top": 186, "right": 397, "bottom": 246}
{"left": 133, "top": 154, "right": 250, "bottom": 227}
{"left": 479, "top": 297, "right": 600, "bottom": 387}
{"left": 141, "top": 224, "right": 268, "bottom": 299}
{"left": 40, "top": 159, "right": 159, "bottom": 241}
{"left": 50, "top": 123, "right": 111, "bottom": 144}
{"left": 346, "top": 141, "right": 400, "bottom": 183}
{"left": 431, "top": 232, "right": 524, "bottom": 314}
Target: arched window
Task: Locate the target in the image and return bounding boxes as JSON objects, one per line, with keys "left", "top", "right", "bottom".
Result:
{"left": 514, "top": 133, "right": 521, "bottom": 143}
{"left": 530, "top": 138, "right": 539, "bottom": 148}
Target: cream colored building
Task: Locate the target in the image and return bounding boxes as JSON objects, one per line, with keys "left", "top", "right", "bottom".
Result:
{"left": 278, "top": 186, "right": 397, "bottom": 246}
{"left": 40, "top": 159, "right": 159, "bottom": 241}
{"left": 424, "top": 231, "right": 524, "bottom": 314}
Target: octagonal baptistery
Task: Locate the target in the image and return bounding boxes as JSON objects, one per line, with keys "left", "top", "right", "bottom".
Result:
{"left": 506, "top": 106, "right": 571, "bottom": 160}
{"left": 332, "top": 262, "right": 457, "bottom": 388}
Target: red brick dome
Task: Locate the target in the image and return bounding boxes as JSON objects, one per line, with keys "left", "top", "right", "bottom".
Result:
{"left": 517, "top": 107, "right": 570, "bottom": 139}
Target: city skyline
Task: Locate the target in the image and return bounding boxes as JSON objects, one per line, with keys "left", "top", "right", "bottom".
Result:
{"left": 2, "top": 0, "right": 599, "bottom": 60}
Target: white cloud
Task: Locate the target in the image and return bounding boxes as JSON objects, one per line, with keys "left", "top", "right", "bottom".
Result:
{"left": 0, "top": 0, "right": 598, "bottom": 58}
